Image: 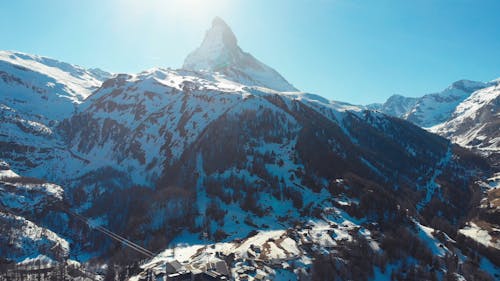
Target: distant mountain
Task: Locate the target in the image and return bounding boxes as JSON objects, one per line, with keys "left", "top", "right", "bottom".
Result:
{"left": 0, "top": 51, "right": 111, "bottom": 121}
{"left": 367, "top": 94, "right": 418, "bottom": 117}
{"left": 370, "top": 80, "right": 488, "bottom": 128}
{"left": 371, "top": 79, "right": 499, "bottom": 162}
{"left": 430, "top": 80, "right": 500, "bottom": 161}
{"left": 183, "top": 17, "right": 297, "bottom": 92}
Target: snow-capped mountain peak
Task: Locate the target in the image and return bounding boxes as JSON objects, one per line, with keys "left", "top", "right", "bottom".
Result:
{"left": 183, "top": 17, "right": 238, "bottom": 71}
{"left": 430, "top": 80, "right": 500, "bottom": 155}
{"left": 183, "top": 17, "right": 298, "bottom": 92}
{"left": 367, "top": 94, "right": 418, "bottom": 117}
{"left": 371, "top": 79, "right": 490, "bottom": 128}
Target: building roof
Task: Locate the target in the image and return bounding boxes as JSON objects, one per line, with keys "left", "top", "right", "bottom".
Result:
{"left": 255, "top": 273, "right": 266, "bottom": 280}
{"left": 165, "top": 260, "right": 184, "bottom": 273}
{"left": 214, "top": 261, "right": 230, "bottom": 276}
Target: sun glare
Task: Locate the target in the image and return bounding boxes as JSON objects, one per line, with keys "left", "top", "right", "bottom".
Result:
{"left": 116, "top": 0, "right": 231, "bottom": 27}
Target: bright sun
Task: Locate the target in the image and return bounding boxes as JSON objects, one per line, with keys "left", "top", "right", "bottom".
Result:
{"left": 117, "top": 0, "right": 230, "bottom": 25}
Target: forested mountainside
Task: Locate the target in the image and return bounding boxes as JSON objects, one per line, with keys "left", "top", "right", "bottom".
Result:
{"left": 0, "top": 18, "right": 499, "bottom": 281}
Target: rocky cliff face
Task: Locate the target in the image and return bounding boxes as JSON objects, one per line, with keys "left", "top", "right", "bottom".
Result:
{"left": 183, "top": 17, "right": 297, "bottom": 92}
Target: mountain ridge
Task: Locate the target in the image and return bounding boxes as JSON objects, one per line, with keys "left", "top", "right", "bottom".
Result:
{"left": 370, "top": 78, "right": 499, "bottom": 161}
{"left": 368, "top": 79, "right": 490, "bottom": 128}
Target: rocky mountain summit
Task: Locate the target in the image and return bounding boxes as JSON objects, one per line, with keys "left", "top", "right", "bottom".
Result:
{"left": 183, "top": 17, "right": 297, "bottom": 92}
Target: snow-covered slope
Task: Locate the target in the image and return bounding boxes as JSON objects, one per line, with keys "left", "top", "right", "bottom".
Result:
{"left": 0, "top": 211, "right": 69, "bottom": 262}
{"left": 371, "top": 78, "right": 499, "bottom": 163}
{"left": 371, "top": 80, "right": 488, "bottom": 128}
{"left": 58, "top": 68, "right": 360, "bottom": 188}
{"left": 0, "top": 164, "right": 70, "bottom": 262}
{"left": 430, "top": 80, "right": 499, "bottom": 156}
{"left": 0, "top": 161, "right": 19, "bottom": 179}
{"left": 58, "top": 65, "right": 488, "bottom": 258}
{"left": 183, "top": 17, "right": 297, "bottom": 92}
{"left": 0, "top": 101, "right": 89, "bottom": 178}
{"left": 0, "top": 51, "right": 111, "bottom": 121}
{"left": 0, "top": 51, "right": 112, "bottom": 177}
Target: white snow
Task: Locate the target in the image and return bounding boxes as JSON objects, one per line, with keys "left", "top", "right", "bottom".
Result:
{"left": 430, "top": 81, "right": 499, "bottom": 154}
{"left": 0, "top": 50, "right": 109, "bottom": 121}
{"left": 134, "top": 193, "right": 376, "bottom": 280}
{"left": 414, "top": 221, "right": 448, "bottom": 256}
{"left": 459, "top": 222, "right": 500, "bottom": 249}
{"left": 374, "top": 79, "right": 488, "bottom": 128}
{"left": 0, "top": 169, "right": 19, "bottom": 179}
{"left": 183, "top": 17, "right": 297, "bottom": 92}
{"left": 18, "top": 254, "right": 56, "bottom": 266}
{"left": 0, "top": 211, "right": 70, "bottom": 261}
{"left": 0, "top": 51, "right": 106, "bottom": 100}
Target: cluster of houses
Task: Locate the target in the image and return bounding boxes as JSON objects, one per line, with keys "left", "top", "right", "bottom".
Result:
{"left": 139, "top": 258, "right": 230, "bottom": 281}
{"left": 138, "top": 226, "right": 333, "bottom": 281}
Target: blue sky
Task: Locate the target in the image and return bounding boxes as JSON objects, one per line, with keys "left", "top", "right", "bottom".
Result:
{"left": 1, "top": 0, "right": 499, "bottom": 104}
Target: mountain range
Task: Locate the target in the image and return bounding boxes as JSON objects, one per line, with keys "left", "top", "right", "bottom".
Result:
{"left": 369, "top": 78, "right": 499, "bottom": 164}
{"left": 0, "top": 18, "right": 499, "bottom": 281}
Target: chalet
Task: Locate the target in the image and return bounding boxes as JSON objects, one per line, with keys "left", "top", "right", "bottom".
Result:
{"left": 204, "top": 270, "right": 223, "bottom": 280}
{"left": 150, "top": 259, "right": 230, "bottom": 281}
{"left": 254, "top": 273, "right": 266, "bottom": 281}
{"left": 212, "top": 260, "right": 230, "bottom": 277}
{"left": 191, "top": 270, "right": 228, "bottom": 281}
{"left": 166, "top": 270, "right": 192, "bottom": 281}
{"left": 165, "top": 260, "right": 184, "bottom": 274}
